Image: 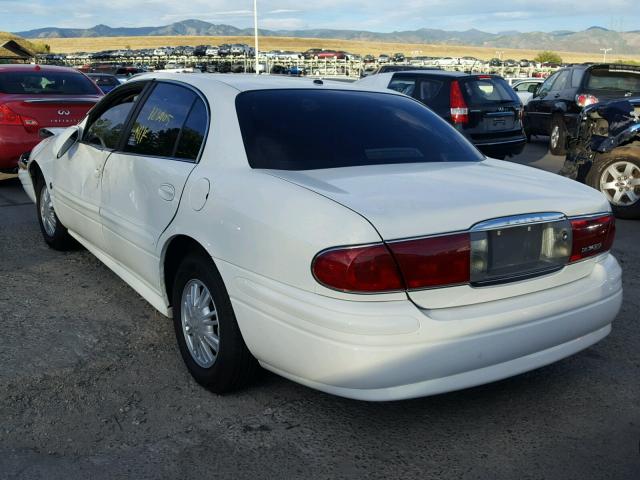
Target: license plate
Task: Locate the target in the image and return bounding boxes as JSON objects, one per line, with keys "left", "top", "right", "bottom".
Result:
{"left": 470, "top": 219, "right": 572, "bottom": 286}
{"left": 485, "top": 116, "right": 514, "bottom": 131}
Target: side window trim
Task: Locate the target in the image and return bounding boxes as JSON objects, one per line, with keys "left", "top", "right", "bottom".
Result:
{"left": 117, "top": 79, "right": 211, "bottom": 164}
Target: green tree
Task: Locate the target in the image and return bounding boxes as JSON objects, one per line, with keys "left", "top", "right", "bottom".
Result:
{"left": 534, "top": 51, "right": 563, "bottom": 64}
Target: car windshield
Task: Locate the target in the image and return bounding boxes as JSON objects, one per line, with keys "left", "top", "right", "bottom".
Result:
{"left": 0, "top": 70, "right": 99, "bottom": 95}
{"left": 236, "top": 89, "right": 484, "bottom": 170}
{"left": 585, "top": 68, "right": 640, "bottom": 92}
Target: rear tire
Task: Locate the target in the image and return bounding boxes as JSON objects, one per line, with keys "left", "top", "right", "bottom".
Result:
{"left": 586, "top": 148, "right": 640, "bottom": 219}
{"left": 172, "top": 252, "right": 259, "bottom": 393}
{"left": 549, "top": 114, "right": 567, "bottom": 156}
{"left": 36, "top": 178, "right": 74, "bottom": 250}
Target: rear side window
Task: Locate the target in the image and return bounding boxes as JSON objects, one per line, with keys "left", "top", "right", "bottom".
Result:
{"left": 460, "top": 77, "right": 518, "bottom": 105}
{"left": 388, "top": 78, "right": 416, "bottom": 96}
{"left": 236, "top": 89, "right": 483, "bottom": 170}
{"left": 585, "top": 68, "right": 640, "bottom": 93}
{"left": 418, "top": 79, "right": 444, "bottom": 102}
{"left": 124, "top": 83, "right": 197, "bottom": 158}
{"left": 571, "top": 69, "right": 584, "bottom": 88}
{"left": 175, "top": 99, "right": 208, "bottom": 161}
{"left": 0, "top": 70, "right": 99, "bottom": 95}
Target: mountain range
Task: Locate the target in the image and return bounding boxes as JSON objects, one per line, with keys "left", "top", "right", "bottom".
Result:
{"left": 14, "top": 20, "right": 640, "bottom": 54}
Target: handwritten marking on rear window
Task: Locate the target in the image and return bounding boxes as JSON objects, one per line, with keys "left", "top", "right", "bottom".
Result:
{"left": 148, "top": 106, "right": 174, "bottom": 124}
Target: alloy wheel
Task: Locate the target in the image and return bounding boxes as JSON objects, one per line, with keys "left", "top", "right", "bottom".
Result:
{"left": 600, "top": 161, "right": 640, "bottom": 206}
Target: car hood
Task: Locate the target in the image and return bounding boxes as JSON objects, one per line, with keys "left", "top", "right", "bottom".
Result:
{"left": 265, "top": 159, "right": 610, "bottom": 240}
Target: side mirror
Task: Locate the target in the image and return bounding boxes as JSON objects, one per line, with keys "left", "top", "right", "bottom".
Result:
{"left": 54, "top": 126, "right": 81, "bottom": 159}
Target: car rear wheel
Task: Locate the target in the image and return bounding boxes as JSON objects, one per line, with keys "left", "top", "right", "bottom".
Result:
{"left": 36, "top": 180, "right": 74, "bottom": 250}
{"left": 549, "top": 115, "right": 567, "bottom": 156}
{"left": 587, "top": 148, "right": 640, "bottom": 219}
{"left": 172, "top": 252, "right": 258, "bottom": 393}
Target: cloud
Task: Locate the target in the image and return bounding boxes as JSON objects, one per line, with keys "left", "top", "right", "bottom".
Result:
{"left": 2, "top": 0, "right": 639, "bottom": 33}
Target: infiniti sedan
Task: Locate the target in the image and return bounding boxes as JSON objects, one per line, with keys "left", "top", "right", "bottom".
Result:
{"left": 0, "top": 64, "right": 102, "bottom": 173}
{"left": 19, "top": 74, "right": 622, "bottom": 401}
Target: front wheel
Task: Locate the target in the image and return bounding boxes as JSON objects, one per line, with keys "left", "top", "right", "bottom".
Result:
{"left": 587, "top": 149, "right": 640, "bottom": 219}
{"left": 172, "top": 252, "right": 258, "bottom": 393}
{"left": 36, "top": 180, "right": 74, "bottom": 250}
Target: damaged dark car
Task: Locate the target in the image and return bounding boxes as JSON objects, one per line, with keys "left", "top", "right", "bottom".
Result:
{"left": 561, "top": 97, "right": 640, "bottom": 218}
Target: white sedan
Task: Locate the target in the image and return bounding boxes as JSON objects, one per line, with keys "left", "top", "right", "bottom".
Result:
{"left": 19, "top": 73, "right": 622, "bottom": 401}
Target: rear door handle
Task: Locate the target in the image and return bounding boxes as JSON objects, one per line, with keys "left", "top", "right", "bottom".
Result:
{"left": 158, "top": 184, "right": 175, "bottom": 201}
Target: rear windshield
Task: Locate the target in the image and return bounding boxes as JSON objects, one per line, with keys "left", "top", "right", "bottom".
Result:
{"left": 90, "top": 76, "right": 119, "bottom": 87}
{"left": 236, "top": 89, "right": 483, "bottom": 170}
{"left": 585, "top": 68, "right": 640, "bottom": 93}
{"left": 0, "top": 70, "right": 99, "bottom": 95}
{"left": 461, "top": 77, "right": 519, "bottom": 105}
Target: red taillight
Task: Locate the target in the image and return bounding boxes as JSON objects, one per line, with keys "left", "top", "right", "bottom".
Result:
{"left": 569, "top": 215, "right": 615, "bottom": 262}
{"left": 450, "top": 80, "right": 469, "bottom": 124}
{"left": 575, "top": 93, "right": 599, "bottom": 108}
{"left": 312, "top": 244, "right": 405, "bottom": 293}
{"left": 0, "top": 104, "right": 39, "bottom": 132}
{"left": 0, "top": 104, "right": 22, "bottom": 125}
{"left": 312, "top": 233, "right": 471, "bottom": 293}
{"left": 388, "top": 233, "right": 471, "bottom": 289}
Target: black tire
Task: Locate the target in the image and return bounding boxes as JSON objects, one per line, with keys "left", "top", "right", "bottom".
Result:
{"left": 35, "top": 177, "right": 74, "bottom": 250}
{"left": 549, "top": 114, "right": 567, "bottom": 156}
{"left": 586, "top": 148, "right": 640, "bottom": 219}
{"left": 172, "top": 252, "right": 258, "bottom": 393}
{"left": 524, "top": 128, "right": 532, "bottom": 143}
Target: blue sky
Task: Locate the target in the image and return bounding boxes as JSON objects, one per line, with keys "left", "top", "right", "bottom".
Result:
{"left": 1, "top": 0, "right": 638, "bottom": 33}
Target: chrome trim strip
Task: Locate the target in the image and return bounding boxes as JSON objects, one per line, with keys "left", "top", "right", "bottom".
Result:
{"left": 471, "top": 212, "right": 566, "bottom": 231}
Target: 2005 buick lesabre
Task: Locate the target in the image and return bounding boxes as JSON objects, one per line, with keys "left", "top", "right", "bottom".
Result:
{"left": 18, "top": 73, "right": 622, "bottom": 401}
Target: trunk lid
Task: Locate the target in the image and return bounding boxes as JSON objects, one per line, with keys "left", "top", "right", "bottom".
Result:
{"left": 2, "top": 95, "right": 99, "bottom": 129}
{"left": 268, "top": 160, "right": 610, "bottom": 308}
{"left": 268, "top": 160, "right": 608, "bottom": 240}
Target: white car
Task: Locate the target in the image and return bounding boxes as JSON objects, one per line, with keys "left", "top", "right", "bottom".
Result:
{"left": 434, "top": 57, "right": 461, "bottom": 66}
{"left": 19, "top": 73, "right": 622, "bottom": 401}
{"left": 512, "top": 78, "right": 544, "bottom": 105}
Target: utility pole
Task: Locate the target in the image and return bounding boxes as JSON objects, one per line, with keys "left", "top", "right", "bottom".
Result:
{"left": 253, "top": 0, "right": 259, "bottom": 74}
{"left": 600, "top": 48, "right": 612, "bottom": 63}
{"left": 496, "top": 51, "right": 504, "bottom": 76}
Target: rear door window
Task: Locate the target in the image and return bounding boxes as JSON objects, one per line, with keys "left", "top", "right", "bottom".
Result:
{"left": 550, "top": 70, "right": 571, "bottom": 91}
{"left": 0, "top": 70, "right": 100, "bottom": 95}
{"left": 417, "top": 79, "right": 444, "bottom": 102}
{"left": 236, "top": 89, "right": 484, "bottom": 170}
{"left": 460, "top": 77, "right": 518, "bottom": 105}
{"left": 123, "top": 83, "right": 197, "bottom": 158}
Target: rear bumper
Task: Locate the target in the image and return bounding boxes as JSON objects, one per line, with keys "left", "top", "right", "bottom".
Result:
{"left": 474, "top": 136, "right": 526, "bottom": 158}
{"left": 0, "top": 126, "right": 39, "bottom": 171}
{"left": 223, "top": 253, "right": 622, "bottom": 401}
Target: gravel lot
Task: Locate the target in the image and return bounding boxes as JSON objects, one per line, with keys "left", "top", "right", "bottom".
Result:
{"left": 1, "top": 138, "right": 639, "bottom": 479}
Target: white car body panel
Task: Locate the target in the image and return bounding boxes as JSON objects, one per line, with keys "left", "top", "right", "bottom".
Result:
{"left": 20, "top": 73, "right": 623, "bottom": 401}
{"left": 100, "top": 152, "right": 196, "bottom": 289}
